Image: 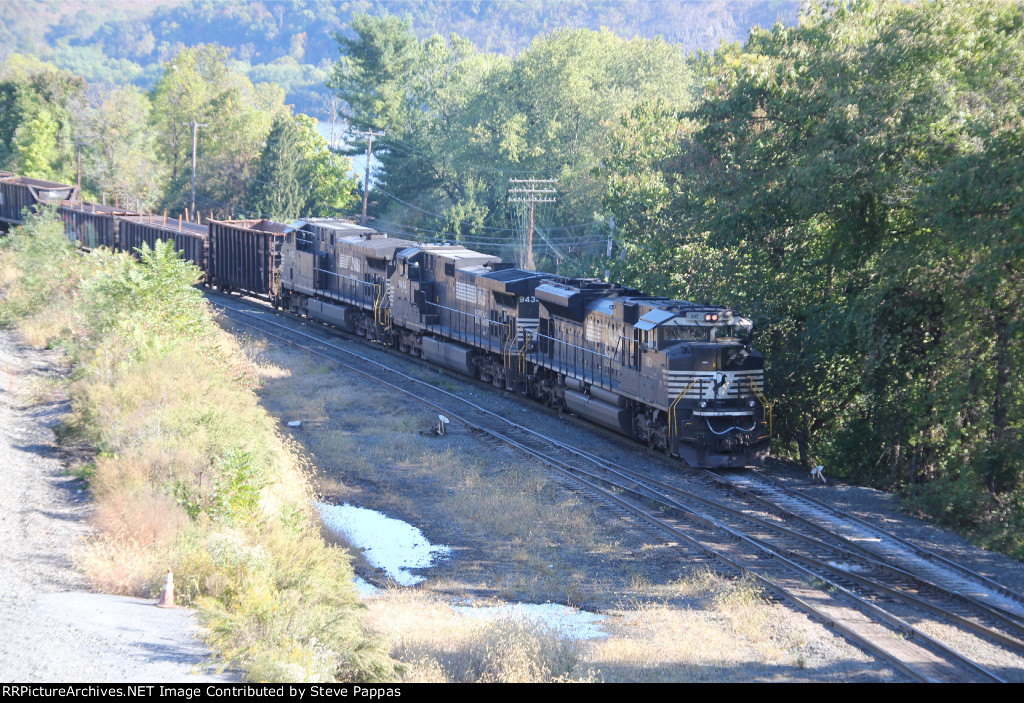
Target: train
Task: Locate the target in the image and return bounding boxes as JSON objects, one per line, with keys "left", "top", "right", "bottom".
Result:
{"left": 0, "top": 173, "right": 771, "bottom": 469}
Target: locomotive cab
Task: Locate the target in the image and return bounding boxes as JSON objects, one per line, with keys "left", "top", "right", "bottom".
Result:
{"left": 655, "top": 310, "right": 769, "bottom": 467}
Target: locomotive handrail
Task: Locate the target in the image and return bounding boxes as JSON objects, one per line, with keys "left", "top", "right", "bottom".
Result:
{"left": 747, "top": 376, "right": 773, "bottom": 435}
{"left": 502, "top": 319, "right": 517, "bottom": 375}
{"left": 667, "top": 378, "right": 700, "bottom": 447}
{"left": 531, "top": 331, "right": 616, "bottom": 389}
{"left": 372, "top": 281, "right": 385, "bottom": 328}
{"left": 516, "top": 329, "right": 534, "bottom": 375}
{"left": 423, "top": 300, "right": 510, "bottom": 357}
{"left": 313, "top": 268, "right": 379, "bottom": 306}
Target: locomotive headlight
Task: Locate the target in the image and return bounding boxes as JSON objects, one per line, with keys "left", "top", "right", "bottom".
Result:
{"left": 711, "top": 314, "right": 719, "bottom": 321}
{"left": 699, "top": 400, "right": 708, "bottom": 408}
{"left": 704, "top": 314, "right": 712, "bottom": 321}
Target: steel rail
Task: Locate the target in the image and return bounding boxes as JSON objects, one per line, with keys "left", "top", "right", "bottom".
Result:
{"left": 709, "top": 468, "right": 1024, "bottom": 625}
{"left": 210, "top": 297, "right": 1006, "bottom": 683}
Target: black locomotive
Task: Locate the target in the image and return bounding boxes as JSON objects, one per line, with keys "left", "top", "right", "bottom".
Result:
{"left": 2, "top": 174, "right": 771, "bottom": 469}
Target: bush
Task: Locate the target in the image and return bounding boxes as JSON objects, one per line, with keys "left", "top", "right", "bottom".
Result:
{"left": 0, "top": 214, "right": 396, "bottom": 682}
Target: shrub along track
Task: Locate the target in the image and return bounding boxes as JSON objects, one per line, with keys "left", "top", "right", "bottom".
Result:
{"left": 209, "top": 292, "right": 1024, "bottom": 683}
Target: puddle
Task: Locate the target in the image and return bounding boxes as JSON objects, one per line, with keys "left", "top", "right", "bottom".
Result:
{"left": 454, "top": 602, "right": 607, "bottom": 640}
{"left": 317, "top": 502, "right": 450, "bottom": 586}
{"left": 317, "top": 503, "right": 605, "bottom": 640}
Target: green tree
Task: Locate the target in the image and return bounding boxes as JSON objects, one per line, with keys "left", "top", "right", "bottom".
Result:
{"left": 602, "top": 0, "right": 1024, "bottom": 554}
{"left": 246, "top": 115, "right": 307, "bottom": 221}
{"left": 75, "top": 85, "right": 165, "bottom": 210}
{"left": 13, "top": 108, "right": 60, "bottom": 179}
{"left": 151, "top": 45, "right": 287, "bottom": 215}
{"left": 329, "top": 16, "right": 692, "bottom": 267}
{"left": 293, "top": 113, "right": 359, "bottom": 216}
{"left": 0, "top": 55, "right": 84, "bottom": 181}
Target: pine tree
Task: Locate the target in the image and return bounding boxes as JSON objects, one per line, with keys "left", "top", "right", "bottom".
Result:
{"left": 246, "top": 116, "right": 307, "bottom": 220}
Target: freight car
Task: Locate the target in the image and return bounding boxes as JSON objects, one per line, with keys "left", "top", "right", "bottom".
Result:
{"left": 60, "top": 201, "right": 134, "bottom": 250}
{"left": 0, "top": 175, "right": 79, "bottom": 231}
{"left": 208, "top": 218, "right": 288, "bottom": 299}
{"left": 117, "top": 214, "right": 209, "bottom": 272}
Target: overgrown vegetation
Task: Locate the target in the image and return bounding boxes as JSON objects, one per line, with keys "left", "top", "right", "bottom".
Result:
{"left": 0, "top": 210, "right": 395, "bottom": 682}
{"left": 601, "top": 0, "right": 1024, "bottom": 557}
{"left": 331, "top": 15, "right": 694, "bottom": 265}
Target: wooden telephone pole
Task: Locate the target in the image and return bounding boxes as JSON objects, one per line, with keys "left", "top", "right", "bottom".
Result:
{"left": 508, "top": 178, "right": 557, "bottom": 271}
{"left": 355, "top": 128, "right": 385, "bottom": 225}
{"left": 182, "top": 120, "right": 207, "bottom": 214}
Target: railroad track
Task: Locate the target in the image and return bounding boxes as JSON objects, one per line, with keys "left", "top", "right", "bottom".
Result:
{"left": 208, "top": 293, "right": 1022, "bottom": 682}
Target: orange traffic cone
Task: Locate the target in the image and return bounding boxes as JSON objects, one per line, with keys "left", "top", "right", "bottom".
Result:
{"left": 157, "top": 569, "right": 176, "bottom": 608}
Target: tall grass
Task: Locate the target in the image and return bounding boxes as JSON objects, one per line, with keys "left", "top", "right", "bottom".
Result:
{"left": 0, "top": 210, "right": 395, "bottom": 682}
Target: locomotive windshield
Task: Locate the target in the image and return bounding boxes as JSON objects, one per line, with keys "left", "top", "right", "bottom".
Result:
{"left": 663, "top": 326, "right": 709, "bottom": 342}
{"left": 711, "top": 321, "right": 753, "bottom": 342}
{"left": 661, "top": 320, "right": 753, "bottom": 344}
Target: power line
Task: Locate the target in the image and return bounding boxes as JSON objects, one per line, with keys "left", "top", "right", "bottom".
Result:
{"left": 508, "top": 178, "right": 557, "bottom": 270}
{"left": 373, "top": 216, "right": 606, "bottom": 243}
{"left": 379, "top": 136, "right": 563, "bottom": 175}
{"left": 373, "top": 185, "right": 601, "bottom": 233}
{"left": 354, "top": 128, "right": 385, "bottom": 225}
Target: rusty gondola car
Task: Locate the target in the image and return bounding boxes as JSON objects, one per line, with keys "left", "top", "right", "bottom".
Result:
{"left": 118, "top": 214, "right": 209, "bottom": 273}
{"left": 59, "top": 201, "right": 134, "bottom": 250}
{"left": 0, "top": 175, "right": 78, "bottom": 230}
{"left": 208, "top": 219, "right": 288, "bottom": 300}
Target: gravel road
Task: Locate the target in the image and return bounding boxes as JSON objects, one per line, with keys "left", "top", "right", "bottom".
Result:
{"left": 0, "top": 330, "right": 232, "bottom": 683}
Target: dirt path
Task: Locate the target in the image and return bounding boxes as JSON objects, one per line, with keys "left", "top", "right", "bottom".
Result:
{"left": 0, "top": 330, "right": 231, "bottom": 683}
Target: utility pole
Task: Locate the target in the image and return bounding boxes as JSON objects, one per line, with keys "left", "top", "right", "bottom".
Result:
{"left": 605, "top": 215, "right": 615, "bottom": 281}
{"left": 76, "top": 141, "right": 82, "bottom": 202}
{"left": 508, "top": 178, "right": 557, "bottom": 271}
{"left": 355, "top": 128, "right": 385, "bottom": 225}
{"left": 183, "top": 121, "right": 207, "bottom": 215}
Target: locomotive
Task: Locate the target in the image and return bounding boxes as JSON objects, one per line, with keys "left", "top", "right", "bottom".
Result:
{"left": 278, "top": 218, "right": 770, "bottom": 469}
{"left": 1, "top": 174, "right": 771, "bottom": 469}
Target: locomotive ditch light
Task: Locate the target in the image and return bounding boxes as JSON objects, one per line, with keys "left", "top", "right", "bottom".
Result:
{"left": 749, "top": 399, "right": 756, "bottom": 407}
{"left": 699, "top": 400, "right": 708, "bottom": 408}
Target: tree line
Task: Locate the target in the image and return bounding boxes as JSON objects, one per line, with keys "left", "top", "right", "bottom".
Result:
{"left": 0, "top": 46, "right": 359, "bottom": 221}
{"left": 332, "top": 13, "right": 693, "bottom": 264}
{"left": 598, "top": 0, "right": 1024, "bottom": 556}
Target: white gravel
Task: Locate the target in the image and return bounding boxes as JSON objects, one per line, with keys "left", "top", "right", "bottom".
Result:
{"left": 0, "top": 330, "right": 233, "bottom": 683}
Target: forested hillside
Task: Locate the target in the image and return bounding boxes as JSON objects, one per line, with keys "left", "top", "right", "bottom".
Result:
{"left": 0, "top": 0, "right": 800, "bottom": 112}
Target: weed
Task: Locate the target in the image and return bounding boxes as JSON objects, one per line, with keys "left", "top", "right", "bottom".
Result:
{"left": 3, "top": 216, "right": 394, "bottom": 683}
